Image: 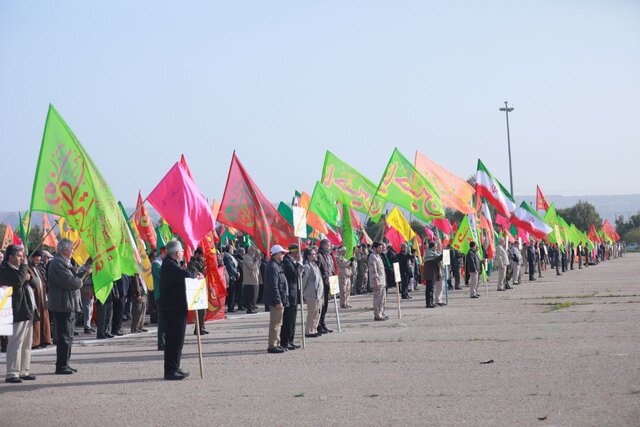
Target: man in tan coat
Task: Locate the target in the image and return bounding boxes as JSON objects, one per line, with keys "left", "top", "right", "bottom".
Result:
{"left": 495, "top": 238, "right": 510, "bottom": 291}
{"left": 336, "top": 247, "right": 353, "bottom": 309}
{"left": 242, "top": 246, "right": 261, "bottom": 314}
{"left": 368, "top": 242, "right": 387, "bottom": 321}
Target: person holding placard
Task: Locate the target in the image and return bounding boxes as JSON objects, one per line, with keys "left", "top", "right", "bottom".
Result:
{"left": 160, "top": 240, "right": 200, "bottom": 380}
{"left": 0, "top": 244, "right": 36, "bottom": 383}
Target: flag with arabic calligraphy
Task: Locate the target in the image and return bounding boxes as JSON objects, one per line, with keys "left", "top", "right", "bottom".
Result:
{"left": 309, "top": 181, "right": 340, "bottom": 227}
{"left": 374, "top": 148, "right": 445, "bottom": 223}
{"left": 29, "top": 105, "right": 138, "bottom": 303}
{"left": 321, "top": 151, "right": 385, "bottom": 222}
{"left": 217, "top": 152, "right": 296, "bottom": 255}
{"left": 134, "top": 191, "right": 157, "bottom": 251}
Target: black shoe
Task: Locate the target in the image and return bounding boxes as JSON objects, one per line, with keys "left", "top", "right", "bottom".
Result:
{"left": 437, "top": 303, "right": 447, "bottom": 306}
{"left": 317, "top": 329, "right": 325, "bottom": 335}
{"left": 19, "top": 374, "right": 36, "bottom": 381}
{"left": 426, "top": 305, "right": 436, "bottom": 308}
{"left": 55, "top": 368, "right": 74, "bottom": 375}
{"left": 113, "top": 331, "right": 124, "bottom": 336}
{"left": 505, "top": 285, "right": 513, "bottom": 290}
{"left": 324, "top": 328, "right": 333, "bottom": 333}
{"left": 176, "top": 369, "right": 190, "bottom": 378}
{"left": 529, "top": 277, "right": 536, "bottom": 281}
{"left": 164, "top": 372, "right": 186, "bottom": 381}
{"left": 267, "top": 347, "right": 285, "bottom": 354}
{"left": 67, "top": 366, "right": 78, "bottom": 373}
{"left": 201, "top": 329, "right": 209, "bottom": 335}
{"left": 73, "top": 332, "right": 79, "bottom": 336}
{"left": 246, "top": 309, "right": 256, "bottom": 314}
{"left": 5, "top": 377, "right": 22, "bottom": 383}
{"left": 497, "top": 289, "right": 505, "bottom": 291}
{"left": 105, "top": 333, "right": 115, "bottom": 338}
{"left": 305, "top": 333, "right": 320, "bottom": 337}
{"left": 227, "top": 309, "right": 236, "bottom": 313}
{"left": 470, "top": 295, "right": 480, "bottom": 299}
{"left": 286, "top": 343, "right": 297, "bottom": 350}
{"left": 374, "top": 317, "right": 387, "bottom": 321}
{"left": 84, "top": 328, "right": 95, "bottom": 334}
{"left": 97, "top": 335, "right": 106, "bottom": 339}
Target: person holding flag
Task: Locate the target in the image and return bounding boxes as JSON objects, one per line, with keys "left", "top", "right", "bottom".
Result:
{"left": 466, "top": 242, "right": 482, "bottom": 299}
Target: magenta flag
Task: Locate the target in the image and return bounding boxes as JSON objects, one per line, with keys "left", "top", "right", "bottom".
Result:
{"left": 423, "top": 226, "right": 435, "bottom": 242}
{"left": 432, "top": 218, "right": 453, "bottom": 236}
{"left": 147, "top": 162, "right": 214, "bottom": 250}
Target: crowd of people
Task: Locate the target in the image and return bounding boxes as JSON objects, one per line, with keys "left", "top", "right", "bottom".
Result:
{"left": 0, "top": 235, "right": 627, "bottom": 382}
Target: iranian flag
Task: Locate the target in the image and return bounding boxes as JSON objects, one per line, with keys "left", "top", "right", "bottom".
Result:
{"left": 510, "top": 201, "right": 553, "bottom": 239}
{"left": 475, "top": 160, "right": 517, "bottom": 217}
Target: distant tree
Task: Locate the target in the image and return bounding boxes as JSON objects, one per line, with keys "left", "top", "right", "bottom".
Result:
{"left": 623, "top": 228, "right": 640, "bottom": 244}
{"left": 615, "top": 212, "right": 640, "bottom": 237}
{"left": 27, "top": 225, "right": 43, "bottom": 253}
{"left": 410, "top": 220, "right": 426, "bottom": 240}
{"left": 556, "top": 201, "right": 602, "bottom": 231}
{"left": 365, "top": 215, "right": 385, "bottom": 243}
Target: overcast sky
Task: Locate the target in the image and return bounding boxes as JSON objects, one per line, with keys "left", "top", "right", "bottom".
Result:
{"left": 1, "top": 1, "right": 639, "bottom": 212}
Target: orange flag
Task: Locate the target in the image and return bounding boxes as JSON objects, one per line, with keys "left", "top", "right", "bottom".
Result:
{"left": 134, "top": 192, "right": 158, "bottom": 250}
{"left": 1, "top": 223, "right": 17, "bottom": 250}
{"left": 536, "top": 185, "right": 550, "bottom": 211}
{"left": 414, "top": 151, "right": 475, "bottom": 214}
{"left": 42, "top": 214, "right": 59, "bottom": 249}
{"left": 299, "top": 191, "right": 329, "bottom": 235}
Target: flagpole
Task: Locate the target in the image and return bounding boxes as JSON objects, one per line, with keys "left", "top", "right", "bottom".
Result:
{"left": 31, "top": 218, "right": 60, "bottom": 252}
{"left": 298, "top": 237, "right": 306, "bottom": 349}
{"left": 194, "top": 312, "right": 204, "bottom": 379}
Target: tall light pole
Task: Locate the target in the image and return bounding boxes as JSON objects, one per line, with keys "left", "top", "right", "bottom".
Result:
{"left": 499, "top": 101, "right": 514, "bottom": 195}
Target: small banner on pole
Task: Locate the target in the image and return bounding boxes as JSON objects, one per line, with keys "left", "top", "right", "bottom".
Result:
{"left": 292, "top": 206, "right": 307, "bottom": 239}
{"left": 0, "top": 287, "right": 14, "bottom": 335}
{"left": 186, "top": 278, "right": 208, "bottom": 311}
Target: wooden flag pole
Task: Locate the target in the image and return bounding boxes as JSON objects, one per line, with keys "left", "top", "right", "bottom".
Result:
{"left": 298, "top": 237, "right": 306, "bottom": 349}
{"left": 194, "top": 312, "right": 204, "bottom": 379}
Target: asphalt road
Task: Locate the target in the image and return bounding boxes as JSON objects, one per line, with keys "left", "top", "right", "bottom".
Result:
{"left": 1, "top": 253, "right": 639, "bottom": 426}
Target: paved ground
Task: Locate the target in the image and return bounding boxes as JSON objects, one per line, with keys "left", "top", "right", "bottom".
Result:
{"left": 1, "top": 253, "right": 639, "bottom": 426}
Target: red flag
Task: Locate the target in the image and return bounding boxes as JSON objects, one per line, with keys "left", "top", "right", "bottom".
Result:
{"left": 134, "top": 192, "right": 157, "bottom": 250}
{"left": 325, "top": 225, "right": 343, "bottom": 246}
{"left": 588, "top": 224, "right": 600, "bottom": 243}
{"left": 202, "top": 233, "right": 228, "bottom": 301}
{"left": 384, "top": 223, "right": 405, "bottom": 253}
{"left": 536, "top": 185, "right": 550, "bottom": 211}
{"left": 349, "top": 208, "right": 363, "bottom": 230}
{"left": 601, "top": 219, "right": 620, "bottom": 241}
{"left": 495, "top": 213, "right": 511, "bottom": 230}
{"left": 432, "top": 218, "right": 453, "bottom": 236}
{"left": 147, "top": 162, "right": 214, "bottom": 250}
{"left": 452, "top": 221, "right": 459, "bottom": 234}
{"left": 217, "top": 152, "right": 296, "bottom": 255}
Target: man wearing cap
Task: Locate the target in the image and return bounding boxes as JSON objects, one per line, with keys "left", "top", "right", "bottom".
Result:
{"left": 336, "top": 246, "right": 353, "bottom": 309}
{"left": 368, "top": 242, "right": 388, "bottom": 321}
{"left": 264, "top": 245, "right": 289, "bottom": 353}
{"left": 281, "top": 244, "right": 301, "bottom": 350}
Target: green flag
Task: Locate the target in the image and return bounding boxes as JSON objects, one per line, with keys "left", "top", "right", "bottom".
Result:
{"left": 543, "top": 203, "right": 564, "bottom": 247}
{"left": 321, "top": 151, "right": 385, "bottom": 222}
{"left": 277, "top": 202, "right": 314, "bottom": 236}
{"left": 374, "top": 148, "right": 445, "bottom": 222}
{"left": 18, "top": 211, "right": 31, "bottom": 250}
{"left": 29, "top": 105, "right": 138, "bottom": 303}
{"left": 341, "top": 202, "right": 356, "bottom": 259}
{"left": 309, "top": 181, "right": 340, "bottom": 227}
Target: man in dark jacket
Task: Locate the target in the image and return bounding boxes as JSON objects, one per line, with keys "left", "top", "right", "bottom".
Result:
{"left": 465, "top": 242, "right": 481, "bottom": 299}
{"left": 397, "top": 244, "right": 413, "bottom": 300}
{"left": 222, "top": 246, "right": 240, "bottom": 312}
{"left": 280, "top": 244, "right": 301, "bottom": 350}
{"left": 0, "top": 245, "right": 36, "bottom": 383}
{"left": 187, "top": 249, "right": 207, "bottom": 335}
{"left": 47, "top": 239, "right": 86, "bottom": 375}
{"left": 422, "top": 242, "right": 443, "bottom": 308}
{"left": 263, "top": 245, "right": 289, "bottom": 354}
{"left": 526, "top": 241, "right": 537, "bottom": 281}
{"left": 160, "top": 240, "right": 199, "bottom": 380}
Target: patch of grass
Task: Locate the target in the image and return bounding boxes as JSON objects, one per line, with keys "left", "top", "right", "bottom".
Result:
{"left": 293, "top": 392, "right": 305, "bottom": 398}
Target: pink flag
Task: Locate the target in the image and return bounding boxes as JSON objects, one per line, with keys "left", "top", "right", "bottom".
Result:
{"left": 432, "top": 218, "right": 453, "bottom": 236}
{"left": 495, "top": 213, "right": 511, "bottom": 229}
{"left": 423, "top": 226, "right": 435, "bottom": 242}
{"left": 385, "top": 224, "right": 405, "bottom": 253}
{"left": 147, "top": 162, "right": 214, "bottom": 250}
{"left": 517, "top": 227, "right": 530, "bottom": 242}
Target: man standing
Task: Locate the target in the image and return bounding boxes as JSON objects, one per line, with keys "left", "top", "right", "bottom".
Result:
{"left": 28, "top": 250, "right": 52, "bottom": 349}
{"left": 316, "top": 239, "right": 335, "bottom": 334}
{"left": 1, "top": 245, "right": 36, "bottom": 383}
{"left": 495, "top": 239, "right": 510, "bottom": 291}
{"left": 397, "top": 244, "right": 412, "bottom": 300}
{"left": 129, "top": 274, "right": 148, "bottom": 333}
{"left": 526, "top": 241, "right": 537, "bottom": 281}
{"left": 222, "top": 246, "right": 240, "bottom": 312}
{"left": 336, "top": 247, "right": 353, "bottom": 308}
{"left": 509, "top": 242, "right": 522, "bottom": 286}
{"left": 281, "top": 244, "right": 301, "bottom": 350}
{"left": 466, "top": 242, "right": 481, "bottom": 298}
{"left": 152, "top": 247, "right": 166, "bottom": 350}
{"left": 368, "top": 242, "right": 388, "bottom": 321}
{"left": 78, "top": 258, "right": 95, "bottom": 334}
{"left": 187, "top": 249, "right": 208, "bottom": 335}
{"left": 422, "top": 241, "right": 443, "bottom": 308}
{"left": 263, "top": 245, "right": 289, "bottom": 354}
{"left": 301, "top": 247, "right": 323, "bottom": 337}
{"left": 242, "top": 246, "right": 261, "bottom": 314}
{"left": 355, "top": 245, "right": 369, "bottom": 294}
{"left": 160, "top": 240, "right": 198, "bottom": 380}
{"left": 449, "top": 247, "right": 463, "bottom": 290}
{"left": 47, "top": 239, "right": 86, "bottom": 375}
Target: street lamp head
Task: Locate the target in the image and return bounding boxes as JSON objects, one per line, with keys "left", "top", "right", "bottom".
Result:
{"left": 499, "top": 107, "right": 514, "bottom": 112}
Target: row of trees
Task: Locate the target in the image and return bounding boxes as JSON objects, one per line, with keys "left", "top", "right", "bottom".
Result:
{"left": 615, "top": 213, "right": 640, "bottom": 244}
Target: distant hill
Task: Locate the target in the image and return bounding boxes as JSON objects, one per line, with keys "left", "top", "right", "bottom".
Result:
{"left": 2, "top": 194, "right": 638, "bottom": 229}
